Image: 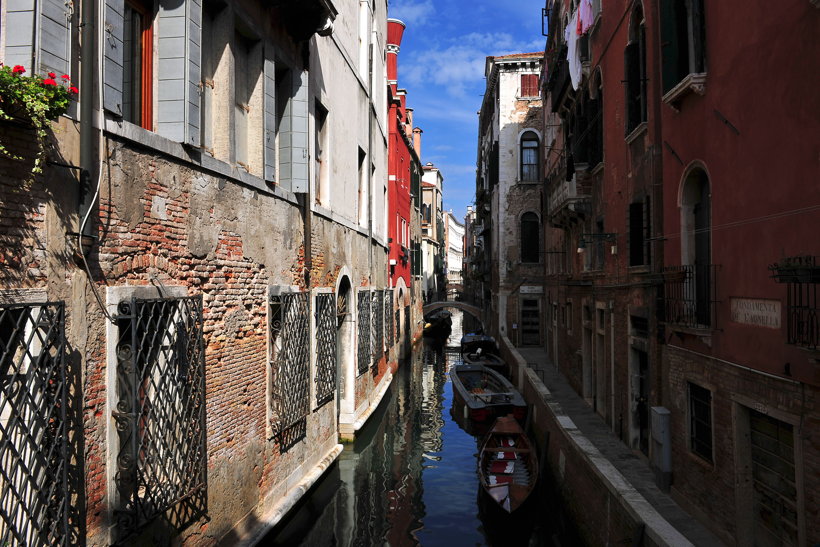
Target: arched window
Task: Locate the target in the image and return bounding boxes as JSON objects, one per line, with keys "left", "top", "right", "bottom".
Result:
{"left": 520, "top": 212, "right": 541, "bottom": 263}
{"left": 680, "top": 167, "right": 711, "bottom": 326}
{"left": 625, "top": 3, "right": 647, "bottom": 134}
{"left": 520, "top": 131, "right": 540, "bottom": 182}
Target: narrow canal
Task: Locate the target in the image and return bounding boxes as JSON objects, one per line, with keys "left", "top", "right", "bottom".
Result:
{"left": 263, "top": 310, "right": 580, "bottom": 546}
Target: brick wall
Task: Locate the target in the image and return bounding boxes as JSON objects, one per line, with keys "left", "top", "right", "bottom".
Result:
{"left": 663, "top": 345, "right": 819, "bottom": 545}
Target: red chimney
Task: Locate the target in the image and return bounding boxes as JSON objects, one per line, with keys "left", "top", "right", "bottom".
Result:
{"left": 386, "top": 19, "right": 406, "bottom": 84}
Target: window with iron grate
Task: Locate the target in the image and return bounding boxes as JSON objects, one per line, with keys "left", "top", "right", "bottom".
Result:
{"left": 0, "top": 301, "right": 68, "bottom": 545}
{"left": 269, "top": 291, "right": 310, "bottom": 433}
{"left": 357, "top": 290, "right": 371, "bottom": 375}
{"left": 688, "top": 382, "right": 712, "bottom": 462}
{"left": 314, "top": 292, "right": 337, "bottom": 409}
{"left": 113, "top": 295, "right": 207, "bottom": 542}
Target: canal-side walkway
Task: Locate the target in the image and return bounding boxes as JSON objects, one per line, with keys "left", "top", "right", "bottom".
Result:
{"left": 515, "top": 346, "right": 724, "bottom": 547}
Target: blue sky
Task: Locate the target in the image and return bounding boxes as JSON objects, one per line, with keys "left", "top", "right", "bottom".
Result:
{"left": 388, "top": 0, "right": 546, "bottom": 222}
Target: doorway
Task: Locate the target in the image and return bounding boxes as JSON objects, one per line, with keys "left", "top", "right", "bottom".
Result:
{"left": 520, "top": 298, "right": 541, "bottom": 346}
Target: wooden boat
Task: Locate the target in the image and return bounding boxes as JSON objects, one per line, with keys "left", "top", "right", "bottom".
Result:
{"left": 478, "top": 415, "right": 538, "bottom": 513}
{"left": 423, "top": 309, "right": 452, "bottom": 337}
{"left": 460, "top": 332, "right": 499, "bottom": 356}
{"left": 460, "top": 333, "right": 508, "bottom": 376}
{"left": 461, "top": 350, "right": 508, "bottom": 377}
{"left": 450, "top": 363, "right": 526, "bottom": 423}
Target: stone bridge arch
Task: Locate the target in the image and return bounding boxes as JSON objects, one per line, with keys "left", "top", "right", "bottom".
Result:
{"left": 423, "top": 301, "right": 482, "bottom": 321}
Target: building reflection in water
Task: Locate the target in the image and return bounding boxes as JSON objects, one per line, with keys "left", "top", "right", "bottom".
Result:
{"left": 263, "top": 310, "right": 573, "bottom": 546}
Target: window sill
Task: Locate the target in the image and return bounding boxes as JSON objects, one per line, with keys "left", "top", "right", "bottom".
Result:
{"left": 517, "top": 179, "right": 541, "bottom": 185}
{"left": 104, "top": 117, "right": 300, "bottom": 206}
{"left": 662, "top": 72, "right": 707, "bottom": 106}
{"left": 589, "top": 161, "right": 604, "bottom": 175}
{"left": 625, "top": 121, "right": 648, "bottom": 144}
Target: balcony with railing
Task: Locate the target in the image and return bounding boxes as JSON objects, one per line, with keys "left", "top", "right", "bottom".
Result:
{"left": 546, "top": 153, "right": 591, "bottom": 226}
{"left": 771, "top": 255, "right": 820, "bottom": 350}
{"left": 661, "top": 264, "right": 719, "bottom": 330}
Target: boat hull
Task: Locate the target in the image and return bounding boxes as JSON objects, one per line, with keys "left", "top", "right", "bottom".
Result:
{"left": 450, "top": 363, "right": 526, "bottom": 423}
{"left": 478, "top": 416, "right": 538, "bottom": 513}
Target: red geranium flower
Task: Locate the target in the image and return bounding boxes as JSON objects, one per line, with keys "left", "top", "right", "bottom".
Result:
{"left": 42, "top": 78, "right": 57, "bottom": 86}
{"left": 68, "top": 86, "right": 79, "bottom": 94}
{"left": 12, "top": 65, "right": 25, "bottom": 74}
{"left": 48, "top": 72, "right": 56, "bottom": 78}
{"left": 60, "top": 74, "right": 70, "bottom": 80}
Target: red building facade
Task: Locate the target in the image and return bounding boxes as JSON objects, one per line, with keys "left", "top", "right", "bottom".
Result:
{"left": 386, "top": 18, "right": 422, "bottom": 291}
{"left": 539, "top": 0, "right": 819, "bottom": 544}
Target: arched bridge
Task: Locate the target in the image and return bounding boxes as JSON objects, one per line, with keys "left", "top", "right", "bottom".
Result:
{"left": 423, "top": 301, "right": 482, "bottom": 320}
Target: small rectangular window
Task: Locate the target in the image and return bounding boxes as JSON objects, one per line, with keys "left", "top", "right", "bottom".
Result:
{"left": 688, "top": 382, "right": 713, "bottom": 462}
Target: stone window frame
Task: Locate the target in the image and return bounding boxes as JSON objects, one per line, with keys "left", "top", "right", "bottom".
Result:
{"left": 660, "top": 0, "right": 707, "bottom": 104}
{"left": 519, "top": 211, "right": 542, "bottom": 264}
{"left": 519, "top": 129, "right": 541, "bottom": 183}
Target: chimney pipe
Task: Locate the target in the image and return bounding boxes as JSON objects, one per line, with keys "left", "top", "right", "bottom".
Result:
{"left": 413, "top": 127, "right": 423, "bottom": 159}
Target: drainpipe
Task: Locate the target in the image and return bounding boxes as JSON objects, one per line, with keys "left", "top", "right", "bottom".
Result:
{"left": 78, "top": 0, "right": 96, "bottom": 247}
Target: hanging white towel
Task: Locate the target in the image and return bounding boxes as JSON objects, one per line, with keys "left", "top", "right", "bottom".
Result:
{"left": 568, "top": 9, "right": 582, "bottom": 90}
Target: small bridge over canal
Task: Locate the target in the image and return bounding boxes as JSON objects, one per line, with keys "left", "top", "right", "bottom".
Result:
{"left": 423, "top": 301, "right": 482, "bottom": 320}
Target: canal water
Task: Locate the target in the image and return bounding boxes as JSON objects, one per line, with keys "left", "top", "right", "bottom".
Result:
{"left": 262, "top": 311, "right": 579, "bottom": 546}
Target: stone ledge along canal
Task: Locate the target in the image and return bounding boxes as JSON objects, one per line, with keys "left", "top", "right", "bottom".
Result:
{"left": 262, "top": 310, "right": 581, "bottom": 546}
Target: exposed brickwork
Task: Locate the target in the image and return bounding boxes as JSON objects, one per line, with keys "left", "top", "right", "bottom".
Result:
{"left": 664, "top": 345, "right": 819, "bottom": 544}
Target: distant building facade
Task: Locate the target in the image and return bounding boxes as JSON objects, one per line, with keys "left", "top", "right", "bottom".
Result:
{"left": 445, "top": 211, "right": 465, "bottom": 296}
{"left": 421, "top": 162, "right": 445, "bottom": 301}
{"left": 475, "top": 52, "right": 546, "bottom": 344}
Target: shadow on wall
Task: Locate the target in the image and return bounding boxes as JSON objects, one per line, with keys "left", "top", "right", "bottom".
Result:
{"left": 0, "top": 120, "right": 78, "bottom": 288}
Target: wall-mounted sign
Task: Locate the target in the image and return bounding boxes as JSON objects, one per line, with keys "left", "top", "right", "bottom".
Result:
{"left": 730, "top": 298, "right": 781, "bottom": 329}
{"left": 520, "top": 285, "right": 543, "bottom": 294}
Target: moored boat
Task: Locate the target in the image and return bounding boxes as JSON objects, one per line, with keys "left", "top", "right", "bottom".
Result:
{"left": 460, "top": 332, "right": 499, "bottom": 356}
{"left": 478, "top": 415, "right": 538, "bottom": 513}
{"left": 450, "top": 363, "right": 526, "bottom": 423}
{"left": 423, "top": 309, "right": 453, "bottom": 337}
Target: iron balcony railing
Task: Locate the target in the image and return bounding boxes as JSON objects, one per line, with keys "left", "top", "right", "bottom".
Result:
{"left": 661, "top": 264, "right": 719, "bottom": 329}
{"left": 546, "top": 157, "right": 591, "bottom": 222}
{"left": 0, "top": 301, "right": 69, "bottom": 546}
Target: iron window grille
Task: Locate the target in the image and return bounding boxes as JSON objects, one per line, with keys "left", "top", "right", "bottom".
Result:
{"left": 269, "top": 291, "right": 310, "bottom": 435}
{"left": 385, "top": 289, "right": 394, "bottom": 351}
{"left": 112, "top": 295, "right": 207, "bottom": 543}
{"left": 314, "top": 293, "right": 337, "bottom": 409}
{"left": 372, "top": 290, "right": 384, "bottom": 363}
{"left": 357, "top": 291, "right": 371, "bottom": 375}
{"left": 0, "top": 301, "right": 68, "bottom": 546}
{"left": 688, "top": 382, "right": 713, "bottom": 463}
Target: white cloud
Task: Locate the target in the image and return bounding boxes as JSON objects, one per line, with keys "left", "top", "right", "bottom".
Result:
{"left": 389, "top": 0, "right": 435, "bottom": 26}
{"left": 402, "top": 33, "right": 543, "bottom": 98}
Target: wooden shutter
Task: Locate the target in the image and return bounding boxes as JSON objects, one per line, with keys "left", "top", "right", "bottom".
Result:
{"left": 39, "top": 0, "right": 72, "bottom": 76}
{"left": 157, "top": 0, "right": 201, "bottom": 144}
{"left": 521, "top": 74, "right": 538, "bottom": 97}
{"left": 290, "top": 69, "right": 309, "bottom": 193}
{"left": 104, "top": 0, "right": 125, "bottom": 115}
{"left": 4, "top": 0, "right": 36, "bottom": 71}
{"left": 263, "top": 49, "right": 276, "bottom": 182}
